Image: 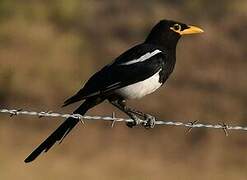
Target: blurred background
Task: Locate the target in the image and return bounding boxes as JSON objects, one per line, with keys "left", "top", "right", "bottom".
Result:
{"left": 0, "top": 0, "right": 247, "bottom": 179}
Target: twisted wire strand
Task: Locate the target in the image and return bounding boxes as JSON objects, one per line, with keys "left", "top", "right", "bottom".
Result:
{"left": 1, "top": 108, "right": 247, "bottom": 133}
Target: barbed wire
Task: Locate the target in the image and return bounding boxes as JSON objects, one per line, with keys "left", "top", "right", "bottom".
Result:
{"left": 1, "top": 108, "right": 247, "bottom": 135}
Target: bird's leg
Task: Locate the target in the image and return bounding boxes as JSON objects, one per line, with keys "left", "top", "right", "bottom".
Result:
{"left": 125, "top": 107, "right": 146, "bottom": 118}
{"left": 118, "top": 100, "right": 156, "bottom": 129}
{"left": 110, "top": 100, "right": 156, "bottom": 128}
{"left": 130, "top": 110, "right": 156, "bottom": 128}
{"left": 110, "top": 100, "right": 142, "bottom": 128}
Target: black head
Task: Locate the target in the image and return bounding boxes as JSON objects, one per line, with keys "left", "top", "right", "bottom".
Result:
{"left": 145, "top": 19, "right": 203, "bottom": 50}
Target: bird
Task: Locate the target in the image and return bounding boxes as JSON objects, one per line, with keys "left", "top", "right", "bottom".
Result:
{"left": 24, "top": 19, "right": 203, "bottom": 163}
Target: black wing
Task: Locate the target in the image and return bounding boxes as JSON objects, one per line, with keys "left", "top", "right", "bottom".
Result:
{"left": 63, "top": 43, "right": 167, "bottom": 106}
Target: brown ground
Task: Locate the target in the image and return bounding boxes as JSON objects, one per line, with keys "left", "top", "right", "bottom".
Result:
{"left": 0, "top": 1, "right": 247, "bottom": 179}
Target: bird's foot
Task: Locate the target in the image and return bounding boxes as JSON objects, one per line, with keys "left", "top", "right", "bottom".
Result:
{"left": 142, "top": 114, "right": 156, "bottom": 129}
{"left": 126, "top": 114, "right": 142, "bottom": 128}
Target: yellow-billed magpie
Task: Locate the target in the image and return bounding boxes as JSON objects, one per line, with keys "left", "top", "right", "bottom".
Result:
{"left": 25, "top": 19, "right": 203, "bottom": 163}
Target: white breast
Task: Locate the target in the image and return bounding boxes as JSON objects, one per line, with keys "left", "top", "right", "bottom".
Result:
{"left": 115, "top": 70, "right": 162, "bottom": 99}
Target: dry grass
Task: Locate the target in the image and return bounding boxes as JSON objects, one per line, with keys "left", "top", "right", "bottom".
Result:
{"left": 0, "top": 0, "right": 247, "bottom": 179}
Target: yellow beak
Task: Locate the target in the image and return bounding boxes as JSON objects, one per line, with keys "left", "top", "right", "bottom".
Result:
{"left": 180, "top": 25, "right": 204, "bottom": 35}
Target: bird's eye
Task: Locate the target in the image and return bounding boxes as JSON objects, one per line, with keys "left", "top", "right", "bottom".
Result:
{"left": 173, "top": 24, "right": 181, "bottom": 31}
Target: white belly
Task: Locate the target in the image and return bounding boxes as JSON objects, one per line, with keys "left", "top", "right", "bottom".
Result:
{"left": 115, "top": 70, "right": 162, "bottom": 99}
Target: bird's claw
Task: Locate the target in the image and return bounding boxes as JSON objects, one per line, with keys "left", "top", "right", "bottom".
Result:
{"left": 126, "top": 114, "right": 142, "bottom": 128}
{"left": 126, "top": 114, "right": 156, "bottom": 129}
{"left": 142, "top": 114, "right": 156, "bottom": 129}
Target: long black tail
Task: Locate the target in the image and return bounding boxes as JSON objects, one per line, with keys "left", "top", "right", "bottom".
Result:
{"left": 24, "top": 97, "right": 103, "bottom": 163}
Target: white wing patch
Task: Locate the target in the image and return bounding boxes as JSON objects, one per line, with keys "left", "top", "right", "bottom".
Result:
{"left": 120, "top": 49, "right": 162, "bottom": 65}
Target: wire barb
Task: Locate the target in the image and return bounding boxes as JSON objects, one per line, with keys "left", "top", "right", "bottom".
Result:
{"left": 72, "top": 113, "right": 85, "bottom": 124}
{"left": 9, "top": 108, "right": 22, "bottom": 117}
{"left": 186, "top": 120, "right": 199, "bottom": 134}
{"left": 220, "top": 122, "right": 229, "bottom": 136}
{"left": 1, "top": 108, "right": 247, "bottom": 133}
{"left": 111, "top": 112, "right": 116, "bottom": 128}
